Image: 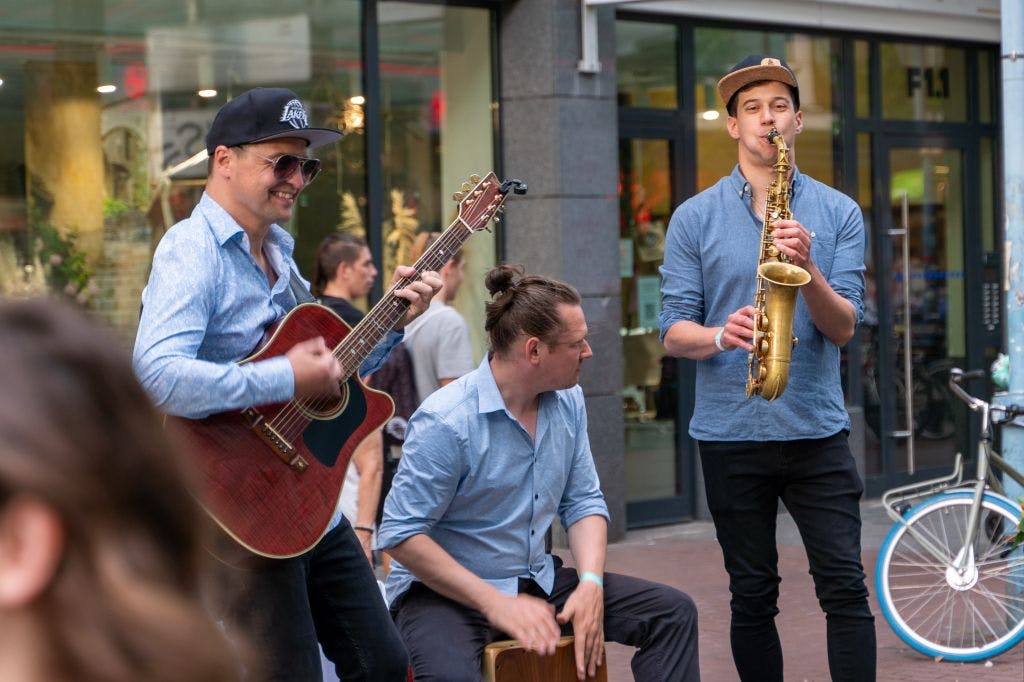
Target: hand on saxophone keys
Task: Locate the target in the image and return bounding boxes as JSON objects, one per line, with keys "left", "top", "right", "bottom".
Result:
{"left": 769, "top": 218, "right": 814, "bottom": 269}
{"left": 718, "top": 305, "right": 759, "bottom": 353}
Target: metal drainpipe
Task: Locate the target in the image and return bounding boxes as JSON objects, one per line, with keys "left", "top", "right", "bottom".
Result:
{"left": 997, "top": 0, "right": 1024, "bottom": 507}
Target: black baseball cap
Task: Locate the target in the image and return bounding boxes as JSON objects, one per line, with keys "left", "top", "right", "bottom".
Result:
{"left": 205, "top": 87, "right": 342, "bottom": 155}
{"left": 717, "top": 55, "right": 800, "bottom": 111}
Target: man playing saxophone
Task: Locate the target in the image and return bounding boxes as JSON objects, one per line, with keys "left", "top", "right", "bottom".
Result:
{"left": 659, "top": 56, "right": 874, "bottom": 681}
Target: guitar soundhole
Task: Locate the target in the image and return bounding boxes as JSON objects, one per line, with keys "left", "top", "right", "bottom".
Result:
{"left": 298, "top": 383, "right": 349, "bottom": 420}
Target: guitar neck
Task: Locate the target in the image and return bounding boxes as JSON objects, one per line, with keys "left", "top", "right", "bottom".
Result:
{"left": 334, "top": 221, "right": 474, "bottom": 377}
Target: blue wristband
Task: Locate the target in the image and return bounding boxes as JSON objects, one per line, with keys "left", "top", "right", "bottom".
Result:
{"left": 579, "top": 571, "right": 604, "bottom": 588}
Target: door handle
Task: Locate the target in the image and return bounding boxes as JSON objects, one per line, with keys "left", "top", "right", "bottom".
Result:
{"left": 885, "top": 192, "right": 915, "bottom": 474}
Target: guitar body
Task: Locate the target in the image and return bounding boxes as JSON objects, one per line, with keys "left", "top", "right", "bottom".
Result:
{"left": 163, "top": 172, "right": 521, "bottom": 558}
{"left": 168, "top": 303, "right": 395, "bottom": 558}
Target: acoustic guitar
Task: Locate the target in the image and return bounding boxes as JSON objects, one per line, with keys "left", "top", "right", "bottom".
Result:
{"left": 170, "top": 172, "right": 526, "bottom": 557}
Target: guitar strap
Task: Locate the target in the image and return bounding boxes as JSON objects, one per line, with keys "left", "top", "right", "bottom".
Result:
{"left": 287, "top": 267, "right": 315, "bottom": 307}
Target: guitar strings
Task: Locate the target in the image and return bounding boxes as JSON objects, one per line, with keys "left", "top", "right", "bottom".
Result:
{"left": 267, "top": 180, "right": 503, "bottom": 444}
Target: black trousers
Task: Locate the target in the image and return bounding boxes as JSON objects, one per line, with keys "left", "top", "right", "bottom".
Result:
{"left": 391, "top": 558, "right": 700, "bottom": 682}
{"left": 213, "top": 517, "right": 408, "bottom": 681}
{"left": 699, "top": 432, "right": 876, "bottom": 682}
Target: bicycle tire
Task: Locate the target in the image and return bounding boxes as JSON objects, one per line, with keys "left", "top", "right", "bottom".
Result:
{"left": 876, "top": 491, "right": 1024, "bottom": 661}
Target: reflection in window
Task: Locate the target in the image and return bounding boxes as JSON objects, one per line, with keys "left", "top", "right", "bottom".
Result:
{"left": 616, "top": 21, "right": 678, "bottom": 108}
{"left": 378, "top": 2, "right": 495, "bottom": 361}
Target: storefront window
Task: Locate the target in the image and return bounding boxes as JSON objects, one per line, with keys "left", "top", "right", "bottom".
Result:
{"left": 693, "top": 29, "right": 835, "bottom": 191}
{"left": 378, "top": 2, "right": 494, "bottom": 360}
{"left": 855, "top": 40, "right": 870, "bottom": 119}
{"left": 0, "top": 1, "right": 364, "bottom": 340}
{"left": 0, "top": 1, "right": 496, "bottom": 355}
{"left": 879, "top": 42, "right": 967, "bottom": 122}
{"left": 619, "top": 136, "right": 676, "bottom": 502}
{"left": 616, "top": 21, "right": 678, "bottom": 108}
{"left": 978, "top": 50, "right": 993, "bottom": 124}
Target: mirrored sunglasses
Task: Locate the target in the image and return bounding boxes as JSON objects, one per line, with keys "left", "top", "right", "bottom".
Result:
{"left": 241, "top": 148, "right": 322, "bottom": 184}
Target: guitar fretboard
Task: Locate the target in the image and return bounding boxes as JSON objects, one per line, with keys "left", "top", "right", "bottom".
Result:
{"left": 333, "top": 220, "right": 476, "bottom": 378}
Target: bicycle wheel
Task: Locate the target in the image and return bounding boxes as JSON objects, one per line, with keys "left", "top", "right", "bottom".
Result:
{"left": 876, "top": 491, "right": 1024, "bottom": 661}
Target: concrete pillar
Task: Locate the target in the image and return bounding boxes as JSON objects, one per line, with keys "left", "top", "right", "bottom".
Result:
{"left": 499, "top": 0, "right": 625, "bottom": 540}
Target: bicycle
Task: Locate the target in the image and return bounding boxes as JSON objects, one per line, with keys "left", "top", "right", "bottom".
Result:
{"left": 876, "top": 367, "right": 1024, "bottom": 661}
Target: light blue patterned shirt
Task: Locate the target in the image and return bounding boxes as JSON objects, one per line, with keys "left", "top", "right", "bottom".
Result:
{"left": 133, "top": 192, "right": 399, "bottom": 419}
{"left": 378, "top": 357, "right": 610, "bottom": 605}
{"left": 659, "top": 165, "right": 865, "bottom": 441}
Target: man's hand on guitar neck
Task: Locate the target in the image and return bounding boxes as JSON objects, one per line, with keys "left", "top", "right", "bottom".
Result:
{"left": 287, "top": 337, "right": 344, "bottom": 398}
{"left": 392, "top": 266, "right": 442, "bottom": 330}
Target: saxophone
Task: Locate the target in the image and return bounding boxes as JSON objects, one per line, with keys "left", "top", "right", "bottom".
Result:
{"left": 745, "top": 128, "right": 811, "bottom": 401}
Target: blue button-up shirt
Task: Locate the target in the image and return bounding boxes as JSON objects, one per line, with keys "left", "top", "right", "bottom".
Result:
{"left": 659, "top": 165, "right": 865, "bottom": 441}
{"left": 133, "top": 192, "right": 398, "bottom": 419}
{"left": 377, "top": 357, "right": 610, "bottom": 605}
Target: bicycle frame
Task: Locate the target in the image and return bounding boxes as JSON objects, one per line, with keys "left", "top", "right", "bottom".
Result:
{"left": 881, "top": 369, "right": 1024, "bottom": 574}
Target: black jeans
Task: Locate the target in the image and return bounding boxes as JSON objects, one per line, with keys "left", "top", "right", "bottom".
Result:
{"left": 699, "top": 432, "right": 876, "bottom": 682}
{"left": 213, "top": 517, "right": 408, "bottom": 681}
{"left": 391, "top": 558, "right": 700, "bottom": 682}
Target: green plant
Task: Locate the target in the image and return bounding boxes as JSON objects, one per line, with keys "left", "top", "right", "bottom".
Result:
{"left": 28, "top": 205, "right": 95, "bottom": 303}
{"left": 103, "top": 197, "right": 130, "bottom": 220}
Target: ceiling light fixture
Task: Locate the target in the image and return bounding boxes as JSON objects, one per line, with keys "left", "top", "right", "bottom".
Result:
{"left": 198, "top": 89, "right": 218, "bottom": 98}
{"left": 97, "top": 84, "right": 117, "bottom": 94}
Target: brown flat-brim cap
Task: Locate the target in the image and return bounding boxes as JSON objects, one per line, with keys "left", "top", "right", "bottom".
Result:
{"left": 717, "top": 55, "right": 799, "bottom": 109}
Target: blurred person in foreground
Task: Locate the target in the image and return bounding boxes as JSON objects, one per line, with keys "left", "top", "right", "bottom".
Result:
{"left": 0, "top": 297, "right": 240, "bottom": 682}
{"left": 380, "top": 265, "right": 700, "bottom": 681}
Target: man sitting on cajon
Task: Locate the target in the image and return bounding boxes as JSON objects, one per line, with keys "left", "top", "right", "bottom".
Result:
{"left": 378, "top": 265, "right": 700, "bottom": 681}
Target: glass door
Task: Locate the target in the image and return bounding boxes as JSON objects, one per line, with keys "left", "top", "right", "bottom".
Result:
{"left": 864, "top": 141, "right": 966, "bottom": 482}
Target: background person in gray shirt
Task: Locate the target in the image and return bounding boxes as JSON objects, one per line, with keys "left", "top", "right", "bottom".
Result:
{"left": 403, "top": 233, "right": 476, "bottom": 403}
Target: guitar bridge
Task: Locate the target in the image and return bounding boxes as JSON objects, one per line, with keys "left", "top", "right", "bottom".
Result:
{"left": 242, "top": 408, "right": 308, "bottom": 472}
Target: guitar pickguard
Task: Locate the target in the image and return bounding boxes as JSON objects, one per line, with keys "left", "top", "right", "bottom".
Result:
{"left": 302, "top": 375, "right": 367, "bottom": 467}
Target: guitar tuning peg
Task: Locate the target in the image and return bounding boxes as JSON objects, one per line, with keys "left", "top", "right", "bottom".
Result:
{"left": 452, "top": 191, "right": 465, "bottom": 202}
{"left": 492, "top": 216, "right": 501, "bottom": 223}
{"left": 470, "top": 174, "right": 481, "bottom": 184}
{"left": 461, "top": 182, "right": 472, "bottom": 192}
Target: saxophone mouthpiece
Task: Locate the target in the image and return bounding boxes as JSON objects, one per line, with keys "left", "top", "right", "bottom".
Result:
{"left": 767, "top": 128, "right": 780, "bottom": 144}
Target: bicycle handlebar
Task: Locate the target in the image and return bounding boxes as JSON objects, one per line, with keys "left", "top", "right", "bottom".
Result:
{"left": 949, "top": 367, "right": 1024, "bottom": 424}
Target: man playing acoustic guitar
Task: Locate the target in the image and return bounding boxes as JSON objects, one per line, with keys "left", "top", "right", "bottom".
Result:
{"left": 133, "top": 87, "right": 441, "bottom": 681}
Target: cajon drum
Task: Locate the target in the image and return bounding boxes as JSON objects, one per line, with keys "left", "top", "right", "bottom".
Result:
{"left": 482, "top": 635, "right": 608, "bottom": 682}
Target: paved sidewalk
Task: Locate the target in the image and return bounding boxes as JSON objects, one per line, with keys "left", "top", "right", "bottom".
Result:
{"left": 599, "top": 500, "right": 1024, "bottom": 682}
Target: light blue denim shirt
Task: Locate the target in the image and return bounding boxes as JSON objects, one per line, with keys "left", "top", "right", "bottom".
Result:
{"left": 133, "top": 192, "right": 399, "bottom": 419}
{"left": 378, "top": 357, "right": 610, "bottom": 605}
{"left": 659, "top": 165, "right": 865, "bottom": 441}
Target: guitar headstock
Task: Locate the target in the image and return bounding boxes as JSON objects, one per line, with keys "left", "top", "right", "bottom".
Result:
{"left": 452, "top": 172, "right": 527, "bottom": 232}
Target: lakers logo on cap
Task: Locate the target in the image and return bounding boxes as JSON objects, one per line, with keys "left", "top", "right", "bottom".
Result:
{"left": 280, "top": 99, "right": 309, "bottom": 130}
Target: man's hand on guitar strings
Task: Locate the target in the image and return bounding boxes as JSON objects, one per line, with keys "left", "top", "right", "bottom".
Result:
{"left": 392, "top": 266, "right": 443, "bottom": 329}
{"left": 287, "top": 336, "right": 344, "bottom": 399}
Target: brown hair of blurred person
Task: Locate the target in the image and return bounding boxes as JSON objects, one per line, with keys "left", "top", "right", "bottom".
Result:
{"left": 483, "top": 263, "right": 582, "bottom": 356}
{"left": 0, "top": 298, "right": 242, "bottom": 682}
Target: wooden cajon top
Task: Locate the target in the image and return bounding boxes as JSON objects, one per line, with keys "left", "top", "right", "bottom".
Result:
{"left": 482, "top": 635, "right": 608, "bottom": 682}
